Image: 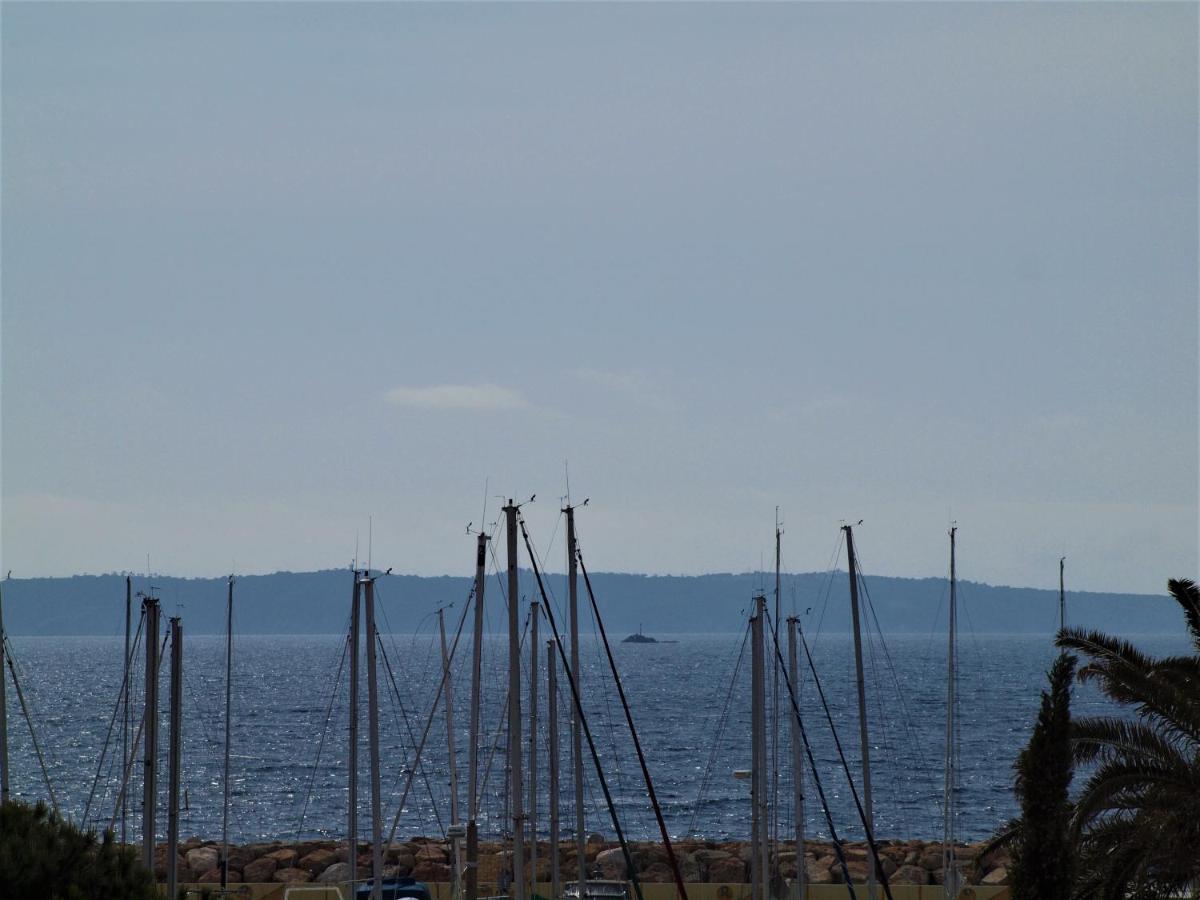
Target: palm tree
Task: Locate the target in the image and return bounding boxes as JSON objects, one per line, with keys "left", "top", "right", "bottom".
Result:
{"left": 1056, "top": 578, "right": 1200, "bottom": 900}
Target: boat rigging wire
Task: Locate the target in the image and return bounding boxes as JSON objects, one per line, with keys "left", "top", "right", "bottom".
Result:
{"left": 577, "top": 546, "right": 690, "bottom": 900}
{"left": 517, "top": 512, "right": 646, "bottom": 900}
{"left": 686, "top": 626, "right": 750, "bottom": 838}
{"left": 781, "top": 609, "right": 894, "bottom": 900}
{"left": 293, "top": 624, "right": 349, "bottom": 843}
{"left": 82, "top": 608, "right": 148, "bottom": 827}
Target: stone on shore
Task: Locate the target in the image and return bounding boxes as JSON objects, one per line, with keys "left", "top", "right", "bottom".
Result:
{"left": 318, "top": 862, "right": 352, "bottom": 884}
{"left": 707, "top": 857, "right": 746, "bottom": 883}
{"left": 983, "top": 866, "right": 1009, "bottom": 885}
{"left": 596, "top": 847, "right": 629, "bottom": 879}
{"left": 243, "top": 857, "right": 278, "bottom": 882}
{"left": 273, "top": 867, "right": 312, "bottom": 884}
{"left": 186, "top": 846, "right": 219, "bottom": 873}
{"left": 299, "top": 848, "right": 338, "bottom": 875}
{"left": 892, "top": 865, "right": 928, "bottom": 885}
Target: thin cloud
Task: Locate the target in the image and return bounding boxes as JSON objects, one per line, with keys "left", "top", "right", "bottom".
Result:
{"left": 384, "top": 383, "right": 533, "bottom": 412}
{"left": 573, "top": 367, "right": 677, "bottom": 411}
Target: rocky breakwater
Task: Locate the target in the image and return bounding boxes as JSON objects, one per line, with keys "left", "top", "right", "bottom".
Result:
{"left": 156, "top": 836, "right": 1011, "bottom": 887}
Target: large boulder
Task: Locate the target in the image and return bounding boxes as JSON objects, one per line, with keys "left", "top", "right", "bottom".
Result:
{"left": 640, "top": 863, "right": 675, "bottom": 883}
{"left": 983, "top": 866, "right": 1009, "bottom": 885}
{"left": 805, "top": 858, "right": 834, "bottom": 885}
{"left": 693, "top": 849, "right": 732, "bottom": 867}
{"left": 186, "top": 846, "right": 219, "bottom": 873}
{"left": 416, "top": 843, "right": 448, "bottom": 863}
{"left": 920, "top": 848, "right": 943, "bottom": 871}
{"left": 274, "top": 867, "right": 313, "bottom": 884}
{"left": 679, "top": 853, "right": 702, "bottom": 883}
{"left": 892, "top": 865, "right": 928, "bottom": 885}
{"left": 299, "top": 848, "right": 339, "bottom": 875}
{"left": 243, "top": 857, "right": 278, "bottom": 882}
{"left": 265, "top": 848, "right": 299, "bottom": 868}
{"left": 708, "top": 857, "right": 746, "bottom": 883}
{"left": 318, "top": 862, "right": 352, "bottom": 884}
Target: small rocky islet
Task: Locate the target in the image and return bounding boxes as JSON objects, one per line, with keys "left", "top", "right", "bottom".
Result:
{"left": 155, "top": 835, "right": 1011, "bottom": 887}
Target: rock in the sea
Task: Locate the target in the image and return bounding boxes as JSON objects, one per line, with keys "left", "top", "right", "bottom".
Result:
{"left": 693, "top": 849, "right": 731, "bottom": 866}
{"left": 243, "top": 857, "right": 278, "bottom": 882}
{"left": 920, "top": 848, "right": 943, "bottom": 871}
{"left": 186, "top": 846, "right": 219, "bottom": 873}
{"left": 318, "top": 862, "right": 352, "bottom": 884}
{"left": 892, "top": 865, "right": 928, "bottom": 885}
{"left": 679, "top": 853, "right": 702, "bottom": 883}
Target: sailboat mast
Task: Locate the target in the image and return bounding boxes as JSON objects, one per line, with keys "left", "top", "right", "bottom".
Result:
{"left": 365, "top": 575, "right": 384, "bottom": 900}
{"left": 1, "top": 576, "right": 10, "bottom": 806}
{"left": 943, "top": 528, "right": 959, "bottom": 900}
{"left": 844, "top": 525, "right": 877, "bottom": 900}
{"left": 505, "top": 501, "right": 527, "bottom": 900}
{"left": 547, "top": 639, "right": 561, "bottom": 900}
{"left": 348, "top": 575, "right": 362, "bottom": 892}
{"left": 142, "top": 594, "right": 161, "bottom": 874}
{"left": 529, "top": 601, "right": 540, "bottom": 894}
{"left": 787, "top": 616, "right": 805, "bottom": 900}
{"left": 1059, "top": 557, "right": 1066, "bottom": 632}
{"left": 565, "top": 504, "right": 585, "bottom": 896}
{"left": 166, "top": 616, "right": 183, "bottom": 900}
{"left": 221, "top": 576, "right": 234, "bottom": 888}
{"left": 771, "top": 514, "right": 782, "bottom": 868}
{"left": 467, "top": 533, "right": 488, "bottom": 900}
{"left": 750, "top": 594, "right": 768, "bottom": 900}
{"left": 439, "top": 608, "right": 463, "bottom": 891}
{"left": 122, "top": 576, "right": 131, "bottom": 842}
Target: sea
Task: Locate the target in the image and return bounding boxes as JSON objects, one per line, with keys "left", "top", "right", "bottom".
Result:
{"left": 2, "top": 630, "right": 1187, "bottom": 846}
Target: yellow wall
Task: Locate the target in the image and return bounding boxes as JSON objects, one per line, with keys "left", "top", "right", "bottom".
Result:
{"left": 172, "top": 884, "right": 1011, "bottom": 900}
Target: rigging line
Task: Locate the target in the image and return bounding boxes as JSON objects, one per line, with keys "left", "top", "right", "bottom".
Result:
{"left": 295, "top": 634, "right": 349, "bottom": 843}
{"left": 517, "top": 512, "right": 646, "bottom": 900}
{"left": 858, "top": 580, "right": 942, "bottom": 818}
{"left": 82, "top": 609, "right": 148, "bottom": 827}
{"left": 687, "top": 627, "right": 750, "bottom": 837}
{"left": 788, "top": 613, "right": 896, "bottom": 900}
{"left": 577, "top": 547, "right": 690, "bottom": 900}
{"left": 382, "top": 585, "right": 471, "bottom": 849}
{"left": 378, "top": 633, "right": 446, "bottom": 835}
{"left": 763, "top": 610, "right": 860, "bottom": 899}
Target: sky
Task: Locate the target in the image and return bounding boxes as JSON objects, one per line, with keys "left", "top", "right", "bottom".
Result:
{"left": 2, "top": 2, "right": 1196, "bottom": 595}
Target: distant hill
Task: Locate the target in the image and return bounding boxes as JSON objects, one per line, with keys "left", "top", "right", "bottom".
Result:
{"left": 0, "top": 569, "right": 1184, "bottom": 637}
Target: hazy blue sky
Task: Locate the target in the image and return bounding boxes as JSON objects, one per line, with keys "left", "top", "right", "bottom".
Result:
{"left": 3, "top": 2, "right": 1196, "bottom": 594}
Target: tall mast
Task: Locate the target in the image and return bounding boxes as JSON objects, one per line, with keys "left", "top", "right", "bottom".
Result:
{"left": 1059, "top": 557, "right": 1066, "bottom": 633}
{"left": 467, "top": 532, "right": 488, "bottom": 900}
{"left": 221, "top": 576, "right": 234, "bottom": 888}
{"left": 504, "top": 501, "right": 527, "bottom": 900}
{"left": 365, "top": 575, "right": 384, "bottom": 900}
{"left": 166, "top": 617, "right": 183, "bottom": 900}
{"left": 565, "top": 503, "right": 585, "bottom": 896}
{"left": 122, "top": 576, "right": 131, "bottom": 842}
{"left": 529, "top": 601, "right": 540, "bottom": 894}
{"left": 439, "top": 607, "right": 463, "bottom": 892}
{"left": 844, "top": 525, "right": 876, "bottom": 900}
{"left": 0, "top": 575, "right": 10, "bottom": 806}
{"left": 547, "top": 639, "right": 561, "bottom": 900}
{"left": 750, "top": 594, "right": 767, "bottom": 900}
{"left": 141, "top": 593, "right": 161, "bottom": 874}
{"left": 787, "top": 617, "right": 805, "bottom": 900}
{"left": 943, "top": 528, "right": 960, "bottom": 900}
{"left": 771, "top": 513, "right": 782, "bottom": 869}
{"left": 348, "top": 575, "right": 362, "bottom": 893}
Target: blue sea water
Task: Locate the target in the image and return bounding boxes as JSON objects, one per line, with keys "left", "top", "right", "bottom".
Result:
{"left": 2, "top": 630, "right": 1188, "bottom": 846}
